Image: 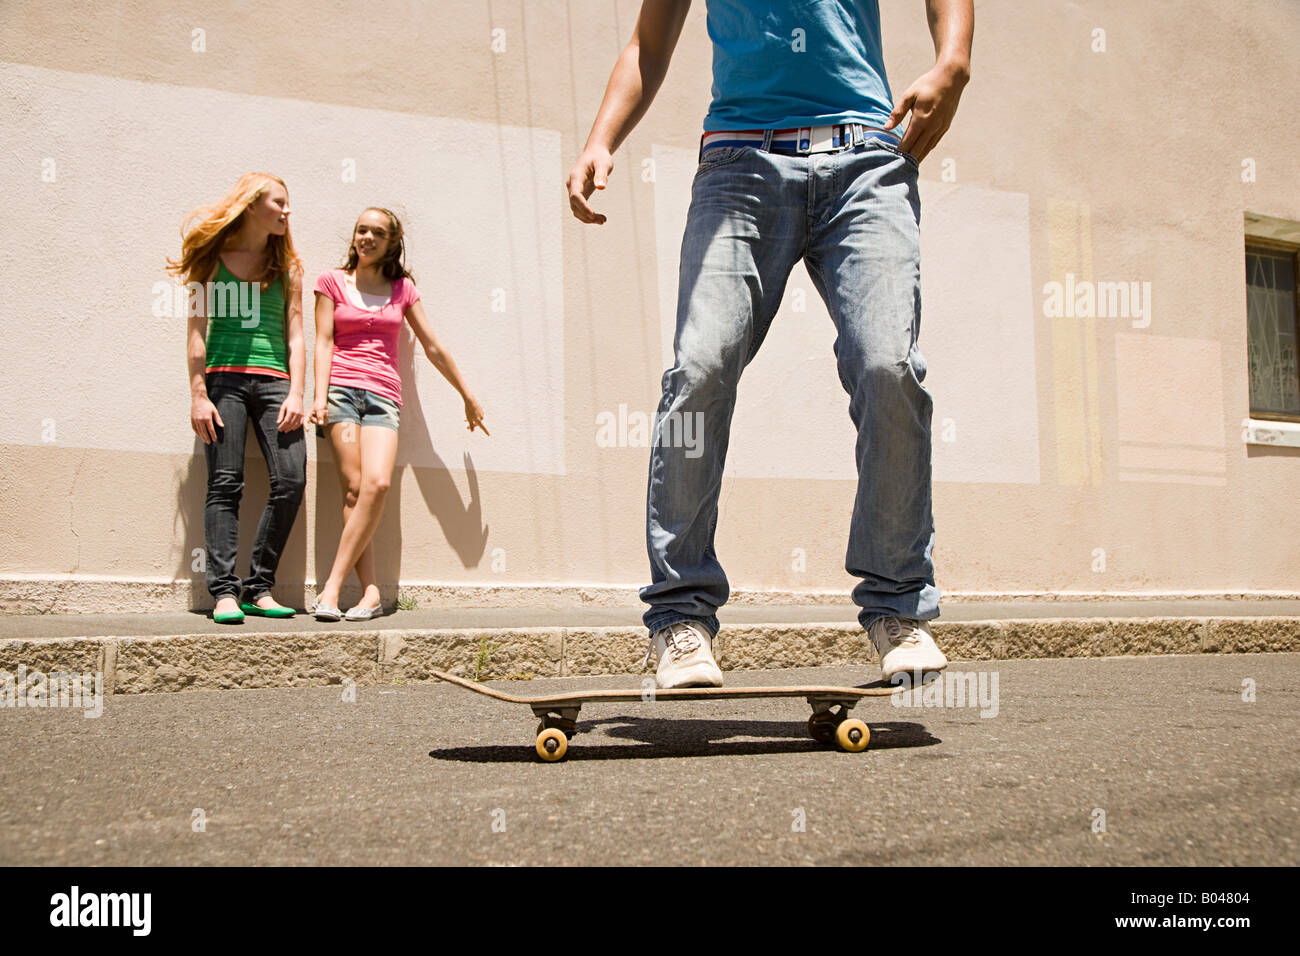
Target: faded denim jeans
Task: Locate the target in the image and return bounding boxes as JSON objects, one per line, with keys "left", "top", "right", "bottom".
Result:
{"left": 203, "top": 371, "right": 307, "bottom": 604}
{"left": 641, "top": 131, "right": 940, "bottom": 638}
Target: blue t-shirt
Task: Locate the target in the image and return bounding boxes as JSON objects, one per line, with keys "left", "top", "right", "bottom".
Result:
{"left": 702, "top": 0, "right": 895, "bottom": 131}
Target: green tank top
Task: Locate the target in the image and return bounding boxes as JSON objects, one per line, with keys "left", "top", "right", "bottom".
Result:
{"left": 204, "top": 260, "right": 289, "bottom": 375}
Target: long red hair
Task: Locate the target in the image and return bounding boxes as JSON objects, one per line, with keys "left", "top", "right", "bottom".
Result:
{"left": 166, "top": 172, "right": 302, "bottom": 289}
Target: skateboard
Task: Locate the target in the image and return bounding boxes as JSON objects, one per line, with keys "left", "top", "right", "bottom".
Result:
{"left": 431, "top": 668, "right": 903, "bottom": 762}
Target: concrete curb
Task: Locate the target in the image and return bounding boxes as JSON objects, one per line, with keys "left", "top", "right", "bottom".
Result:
{"left": 0, "top": 616, "right": 1296, "bottom": 696}
{"left": 4, "top": 574, "right": 1299, "bottom": 614}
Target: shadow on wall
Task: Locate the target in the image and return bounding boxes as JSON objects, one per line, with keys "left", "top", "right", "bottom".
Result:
{"left": 175, "top": 433, "right": 309, "bottom": 611}
{"left": 1245, "top": 444, "right": 1300, "bottom": 459}
{"left": 310, "top": 326, "right": 490, "bottom": 609}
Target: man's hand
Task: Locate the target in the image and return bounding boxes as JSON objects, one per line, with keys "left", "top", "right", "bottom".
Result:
{"left": 884, "top": 59, "right": 969, "bottom": 162}
{"left": 567, "top": 146, "right": 615, "bottom": 224}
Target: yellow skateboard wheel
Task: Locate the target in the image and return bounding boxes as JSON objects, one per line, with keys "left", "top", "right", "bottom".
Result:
{"left": 535, "top": 728, "right": 568, "bottom": 762}
{"left": 835, "top": 718, "right": 870, "bottom": 753}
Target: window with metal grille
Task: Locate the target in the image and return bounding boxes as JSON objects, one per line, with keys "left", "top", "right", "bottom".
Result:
{"left": 1246, "top": 241, "right": 1300, "bottom": 421}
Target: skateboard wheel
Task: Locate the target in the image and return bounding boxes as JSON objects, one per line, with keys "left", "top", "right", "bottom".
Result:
{"left": 535, "top": 728, "right": 568, "bottom": 762}
{"left": 835, "top": 718, "right": 870, "bottom": 753}
{"left": 808, "top": 713, "right": 838, "bottom": 744}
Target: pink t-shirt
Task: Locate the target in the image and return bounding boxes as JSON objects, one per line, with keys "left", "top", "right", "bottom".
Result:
{"left": 313, "top": 269, "right": 420, "bottom": 406}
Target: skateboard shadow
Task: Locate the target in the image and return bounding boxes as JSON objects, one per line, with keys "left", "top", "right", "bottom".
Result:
{"left": 427, "top": 718, "right": 940, "bottom": 763}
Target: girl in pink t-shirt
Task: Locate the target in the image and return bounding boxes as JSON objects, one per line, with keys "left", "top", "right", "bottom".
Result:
{"left": 309, "top": 207, "right": 488, "bottom": 621}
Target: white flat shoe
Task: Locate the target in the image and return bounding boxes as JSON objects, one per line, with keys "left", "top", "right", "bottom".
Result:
{"left": 344, "top": 604, "right": 383, "bottom": 621}
{"left": 314, "top": 604, "right": 342, "bottom": 622}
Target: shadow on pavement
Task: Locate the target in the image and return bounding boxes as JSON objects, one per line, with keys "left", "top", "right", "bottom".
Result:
{"left": 427, "top": 718, "right": 939, "bottom": 762}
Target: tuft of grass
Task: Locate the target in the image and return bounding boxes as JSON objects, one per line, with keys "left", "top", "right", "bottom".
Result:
{"left": 396, "top": 592, "right": 418, "bottom": 611}
{"left": 474, "top": 638, "right": 498, "bottom": 681}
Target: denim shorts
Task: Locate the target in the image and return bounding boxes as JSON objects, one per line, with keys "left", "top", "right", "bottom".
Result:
{"left": 316, "top": 384, "right": 400, "bottom": 437}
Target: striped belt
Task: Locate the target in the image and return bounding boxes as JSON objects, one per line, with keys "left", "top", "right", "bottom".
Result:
{"left": 699, "top": 122, "right": 901, "bottom": 162}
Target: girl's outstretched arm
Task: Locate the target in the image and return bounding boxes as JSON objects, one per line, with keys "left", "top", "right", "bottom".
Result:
{"left": 405, "top": 300, "right": 489, "bottom": 435}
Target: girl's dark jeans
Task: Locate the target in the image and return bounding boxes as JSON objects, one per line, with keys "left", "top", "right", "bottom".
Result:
{"left": 202, "top": 371, "right": 306, "bottom": 604}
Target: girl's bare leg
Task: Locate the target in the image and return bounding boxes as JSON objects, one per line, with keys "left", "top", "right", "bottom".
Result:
{"left": 324, "top": 422, "right": 381, "bottom": 609}
{"left": 317, "top": 425, "right": 399, "bottom": 610}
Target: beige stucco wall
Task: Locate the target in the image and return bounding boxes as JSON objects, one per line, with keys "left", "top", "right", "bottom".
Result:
{"left": 1, "top": 0, "right": 1298, "bottom": 611}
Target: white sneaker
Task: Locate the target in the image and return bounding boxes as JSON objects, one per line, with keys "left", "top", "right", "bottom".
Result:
{"left": 868, "top": 617, "right": 947, "bottom": 681}
{"left": 643, "top": 621, "right": 723, "bottom": 689}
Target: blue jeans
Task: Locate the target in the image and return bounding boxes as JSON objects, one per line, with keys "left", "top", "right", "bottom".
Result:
{"left": 203, "top": 372, "right": 307, "bottom": 603}
{"left": 314, "top": 384, "right": 401, "bottom": 439}
{"left": 640, "top": 134, "right": 940, "bottom": 638}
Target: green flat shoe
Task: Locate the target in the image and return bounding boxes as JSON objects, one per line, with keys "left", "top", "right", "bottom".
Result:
{"left": 240, "top": 602, "right": 296, "bottom": 619}
{"left": 213, "top": 608, "right": 245, "bottom": 624}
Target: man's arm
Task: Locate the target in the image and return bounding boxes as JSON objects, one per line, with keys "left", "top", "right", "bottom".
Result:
{"left": 884, "top": 0, "right": 973, "bottom": 162}
{"left": 566, "top": 0, "right": 692, "bottom": 224}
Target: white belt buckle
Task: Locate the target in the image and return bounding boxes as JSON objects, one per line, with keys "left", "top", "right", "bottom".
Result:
{"left": 806, "top": 124, "right": 837, "bottom": 153}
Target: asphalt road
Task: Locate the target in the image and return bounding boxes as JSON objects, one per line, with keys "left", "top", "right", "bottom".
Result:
{"left": 1, "top": 654, "right": 1297, "bottom": 866}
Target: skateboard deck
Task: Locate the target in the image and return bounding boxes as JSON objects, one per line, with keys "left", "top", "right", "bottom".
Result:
{"left": 431, "top": 668, "right": 905, "bottom": 761}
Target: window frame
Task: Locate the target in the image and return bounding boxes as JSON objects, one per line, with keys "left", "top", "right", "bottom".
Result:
{"left": 1245, "top": 235, "right": 1300, "bottom": 423}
